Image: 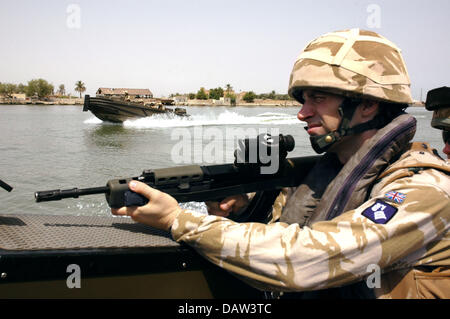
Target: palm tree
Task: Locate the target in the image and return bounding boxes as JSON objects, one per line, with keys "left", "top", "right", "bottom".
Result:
{"left": 269, "top": 90, "right": 276, "bottom": 99}
{"left": 58, "top": 84, "right": 66, "bottom": 96}
{"left": 74, "top": 81, "right": 86, "bottom": 98}
{"left": 225, "top": 84, "right": 232, "bottom": 97}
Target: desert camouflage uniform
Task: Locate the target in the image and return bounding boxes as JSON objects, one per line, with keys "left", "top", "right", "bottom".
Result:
{"left": 169, "top": 29, "right": 450, "bottom": 298}
{"left": 171, "top": 124, "right": 450, "bottom": 298}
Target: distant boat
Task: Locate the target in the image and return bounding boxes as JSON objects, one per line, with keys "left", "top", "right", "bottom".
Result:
{"left": 83, "top": 95, "right": 189, "bottom": 123}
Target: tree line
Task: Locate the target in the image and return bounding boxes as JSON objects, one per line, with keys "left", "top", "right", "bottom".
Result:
{"left": 0, "top": 79, "right": 86, "bottom": 99}
{"left": 171, "top": 84, "right": 293, "bottom": 103}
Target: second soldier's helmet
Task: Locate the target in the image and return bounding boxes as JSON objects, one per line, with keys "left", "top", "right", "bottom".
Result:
{"left": 426, "top": 86, "right": 450, "bottom": 130}
{"left": 288, "top": 28, "right": 413, "bottom": 104}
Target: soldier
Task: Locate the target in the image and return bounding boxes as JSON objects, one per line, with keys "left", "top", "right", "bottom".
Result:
{"left": 112, "top": 29, "right": 450, "bottom": 298}
{"left": 426, "top": 86, "right": 450, "bottom": 160}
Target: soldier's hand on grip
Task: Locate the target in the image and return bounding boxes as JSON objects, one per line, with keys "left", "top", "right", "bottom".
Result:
{"left": 111, "top": 181, "right": 181, "bottom": 231}
{"left": 205, "top": 194, "right": 250, "bottom": 217}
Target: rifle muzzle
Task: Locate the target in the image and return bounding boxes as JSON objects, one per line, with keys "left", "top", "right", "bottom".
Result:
{"left": 35, "top": 186, "right": 109, "bottom": 202}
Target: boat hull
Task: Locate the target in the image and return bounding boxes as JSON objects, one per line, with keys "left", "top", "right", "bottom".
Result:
{"left": 83, "top": 95, "right": 188, "bottom": 123}
{"left": 0, "top": 214, "right": 260, "bottom": 298}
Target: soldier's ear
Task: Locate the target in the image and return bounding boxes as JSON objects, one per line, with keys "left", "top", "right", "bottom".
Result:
{"left": 360, "top": 100, "right": 379, "bottom": 117}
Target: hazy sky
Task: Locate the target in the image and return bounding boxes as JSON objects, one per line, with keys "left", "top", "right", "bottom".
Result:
{"left": 0, "top": 0, "right": 449, "bottom": 99}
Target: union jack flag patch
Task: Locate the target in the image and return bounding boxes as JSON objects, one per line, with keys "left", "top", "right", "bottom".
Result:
{"left": 384, "top": 191, "right": 406, "bottom": 204}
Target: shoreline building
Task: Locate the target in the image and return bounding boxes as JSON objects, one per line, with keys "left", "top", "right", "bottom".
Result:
{"left": 96, "top": 88, "right": 153, "bottom": 99}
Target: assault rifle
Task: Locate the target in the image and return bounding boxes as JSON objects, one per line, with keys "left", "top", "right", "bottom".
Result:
{"left": 35, "top": 134, "right": 319, "bottom": 222}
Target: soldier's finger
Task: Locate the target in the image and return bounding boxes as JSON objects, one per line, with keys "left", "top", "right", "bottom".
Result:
{"left": 128, "top": 180, "right": 154, "bottom": 200}
{"left": 205, "top": 201, "right": 230, "bottom": 216}
{"left": 220, "top": 198, "right": 235, "bottom": 210}
{"left": 111, "top": 206, "right": 138, "bottom": 217}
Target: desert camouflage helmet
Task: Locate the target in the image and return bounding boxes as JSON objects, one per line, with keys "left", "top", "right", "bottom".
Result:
{"left": 425, "top": 86, "right": 450, "bottom": 130}
{"left": 288, "top": 28, "right": 413, "bottom": 104}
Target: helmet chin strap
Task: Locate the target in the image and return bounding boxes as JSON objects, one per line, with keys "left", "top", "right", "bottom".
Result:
{"left": 307, "top": 98, "right": 386, "bottom": 154}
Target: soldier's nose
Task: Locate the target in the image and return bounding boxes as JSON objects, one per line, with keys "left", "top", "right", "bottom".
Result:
{"left": 297, "top": 104, "right": 314, "bottom": 121}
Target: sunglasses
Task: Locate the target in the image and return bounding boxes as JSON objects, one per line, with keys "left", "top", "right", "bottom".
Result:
{"left": 443, "top": 130, "right": 450, "bottom": 144}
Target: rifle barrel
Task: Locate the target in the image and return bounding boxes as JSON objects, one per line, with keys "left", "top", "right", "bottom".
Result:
{"left": 35, "top": 186, "right": 109, "bottom": 202}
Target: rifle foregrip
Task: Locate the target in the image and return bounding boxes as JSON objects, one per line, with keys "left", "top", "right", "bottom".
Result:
{"left": 124, "top": 190, "right": 149, "bottom": 207}
{"left": 106, "top": 178, "right": 148, "bottom": 208}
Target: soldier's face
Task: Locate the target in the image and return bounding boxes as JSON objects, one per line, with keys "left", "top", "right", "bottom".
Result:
{"left": 297, "top": 90, "right": 344, "bottom": 137}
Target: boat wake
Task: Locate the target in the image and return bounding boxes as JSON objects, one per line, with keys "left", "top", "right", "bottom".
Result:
{"left": 84, "top": 110, "right": 299, "bottom": 128}
{"left": 84, "top": 117, "right": 103, "bottom": 124}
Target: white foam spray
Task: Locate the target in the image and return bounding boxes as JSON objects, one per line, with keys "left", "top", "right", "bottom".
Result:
{"left": 84, "top": 110, "right": 299, "bottom": 128}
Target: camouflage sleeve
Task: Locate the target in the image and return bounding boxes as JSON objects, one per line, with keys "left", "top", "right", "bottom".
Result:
{"left": 171, "top": 172, "right": 450, "bottom": 292}
{"left": 268, "top": 188, "right": 291, "bottom": 223}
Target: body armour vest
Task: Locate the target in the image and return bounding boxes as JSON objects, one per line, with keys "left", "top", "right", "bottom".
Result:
{"left": 280, "top": 113, "right": 417, "bottom": 226}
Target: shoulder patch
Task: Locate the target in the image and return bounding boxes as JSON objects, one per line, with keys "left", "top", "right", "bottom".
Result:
{"left": 362, "top": 200, "right": 398, "bottom": 224}
{"left": 384, "top": 191, "right": 406, "bottom": 204}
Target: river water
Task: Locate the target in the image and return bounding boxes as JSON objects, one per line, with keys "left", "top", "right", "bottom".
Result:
{"left": 0, "top": 105, "right": 444, "bottom": 217}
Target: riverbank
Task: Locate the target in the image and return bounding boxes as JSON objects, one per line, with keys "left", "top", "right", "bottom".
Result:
{"left": 0, "top": 98, "right": 300, "bottom": 107}
{"left": 0, "top": 97, "right": 83, "bottom": 105}
{"left": 177, "top": 98, "right": 301, "bottom": 107}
